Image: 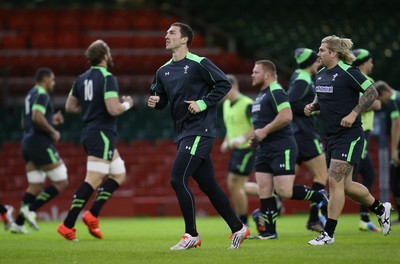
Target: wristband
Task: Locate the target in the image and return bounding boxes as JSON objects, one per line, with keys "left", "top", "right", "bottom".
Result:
{"left": 122, "top": 101, "right": 131, "bottom": 111}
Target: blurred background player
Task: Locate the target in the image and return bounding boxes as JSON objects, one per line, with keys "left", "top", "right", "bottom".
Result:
{"left": 306, "top": 36, "right": 391, "bottom": 245}
{"left": 248, "top": 60, "right": 328, "bottom": 240}
{"left": 375, "top": 80, "right": 400, "bottom": 224}
{"left": 220, "top": 74, "right": 258, "bottom": 226}
{"left": 12, "top": 68, "right": 68, "bottom": 234}
{"left": 351, "top": 49, "right": 382, "bottom": 232}
{"left": 288, "top": 48, "right": 328, "bottom": 232}
{"left": 148, "top": 22, "right": 249, "bottom": 250}
{"left": 0, "top": 203, "right": 14, "bottom": 230}
{"left": 58, "top": 40, "right": 133, "bottom": 241}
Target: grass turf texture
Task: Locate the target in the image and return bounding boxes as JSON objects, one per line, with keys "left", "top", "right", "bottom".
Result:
{"left": 1, "top": 214, "right": 399, "bottom": 264}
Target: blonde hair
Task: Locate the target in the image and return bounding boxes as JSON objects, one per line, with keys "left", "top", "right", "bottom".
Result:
{"left": 321, "top": 35, "right": 356, "bottom": 65}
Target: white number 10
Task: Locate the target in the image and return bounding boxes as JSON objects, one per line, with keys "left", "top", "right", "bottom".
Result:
{"left": 84, "top": 79, "right": 93, "bottom": 101}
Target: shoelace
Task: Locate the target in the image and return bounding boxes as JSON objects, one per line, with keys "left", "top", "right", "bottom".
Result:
{"left": 315, "top": 232, "right": 327, "bottom": 241}
{"left": 179, "top": 236, "right": 190, "bottom": 246}
{"left": 87, "top": 219, "right": 99, "bottom": 229}
{"left": 65, "top": 228, "right": 76, "bottom": 239}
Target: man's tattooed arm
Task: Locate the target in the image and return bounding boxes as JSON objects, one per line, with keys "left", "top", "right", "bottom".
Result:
{"left": 353, "top": 85, "right": 378, "bottom": 114}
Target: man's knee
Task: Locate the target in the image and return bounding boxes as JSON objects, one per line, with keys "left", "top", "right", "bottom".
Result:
{"left": 53, "top": 179, "right": 68, "bottom": 191}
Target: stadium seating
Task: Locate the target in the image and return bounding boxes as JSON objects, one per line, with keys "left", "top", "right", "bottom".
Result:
{"left": 0, "top": 7, "right": 250, "bottom": 100}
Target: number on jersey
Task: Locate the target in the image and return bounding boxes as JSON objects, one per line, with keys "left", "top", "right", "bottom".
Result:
{"left": 84, "top": 79, "right": 93, "bottom": 101}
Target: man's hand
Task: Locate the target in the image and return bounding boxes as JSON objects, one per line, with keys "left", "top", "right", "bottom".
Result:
{"left": 148, "top": 96, "right": 160, "bottom": 108}
{"left": 248, "top": 136, "right": 260, "bottom": 150}
{"left": 51, "top": 130, "right": 61, "bottom": 143}
{"left": 254, "top": 128, "right": 268, "bottom": 141}
{"left": 121, "top": 95, "right": 133, "bottom": 111}
{"left": 185, "top": 100, "right": 201, "bottom": 114}
{"left": 340, "top": 110, "right": 358, "bottom": 127}
{"left": 304, "top": 103, "right": 315, "bottom": 116}
{"left": 220, "top": 140, "right": 228, "bottom": 153}
{"left": 52, "top": 110, "right": 64, "bottom": 125}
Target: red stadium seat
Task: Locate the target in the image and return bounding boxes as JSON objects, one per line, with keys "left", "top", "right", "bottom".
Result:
{"left": 6, "top": 10, "right": 32, "bottom": 31}
{"left": 190, "top": 34, "right": 205, "bottom": 48}
{"left": 56, "top": 31, "right": 80, "bottom": 49}
{"left": 130, "top": 12, "right": 157, "bottom": 30}
{"left": 57, "top": 10, "right": 81, "bottom": 31}
{"left": 30, "top": 31, "right": 56, "bottom": 49}
{"left": 106, "top": 13, "right": 131, "bottom": 30}
{"left": 2, "top": 34, "right": 27, "bottom": 49}
{"left": 80, "top": 34, "right": 100, "bottom": 48}
{"left": 130, "top": 35, "right": 155, "bottom": 48}
{"left": 157, "top": 16, "right": 179, "bottom": 30}
{"left": 104, "top": 36, "right": 130, "bottom": 49}
{"left": 81, "top": 10, "right": 107, "bottom": 31}
{"left": 32, "top": 14, "right": 57, "bottom": 32}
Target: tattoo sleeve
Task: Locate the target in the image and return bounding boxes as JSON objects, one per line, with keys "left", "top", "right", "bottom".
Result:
{"left": 329, "top": 161, "right": 353, "bottom": 182}
{"left": 353, "top": 85, "right": 378, "bottom": 114}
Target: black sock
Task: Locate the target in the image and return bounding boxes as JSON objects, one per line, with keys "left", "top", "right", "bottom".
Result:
{"left": 324, "top": 218, "right": 337, "bottom": 237}
{"left": 29, "top": 185, "right": 59, "bottom": 211}
{"left": 260, "top": 197, "right": 277, "bottom": 234}
{"left": 360, "top": 210, "right": 370, "bottom": 222}
{"left": 15, "top": 192, "right": 36, "bottom": 225}
{"left": 90, "top": 178, "right": 119, "bottom": 217}
{"left": 0, "top": 203, "right": 7, "bottom": 214}
{"left": 63, "top": 182, "right": 94, "bottom": 228}
{"left": 291, "top": 185, "right": 323, "bottom": 203}
{"left": 368, "top": 199, "right": 385, "bottom": 216}
{"left": 239, "top": 215, "right": 248, "bottom": 226}
{"left": 309, "top": 182, "right": 325, "bottom": 222}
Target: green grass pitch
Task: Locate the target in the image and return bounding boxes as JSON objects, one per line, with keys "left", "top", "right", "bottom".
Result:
{"left": 1, "top": 214, "right": 399, "bottom": 264}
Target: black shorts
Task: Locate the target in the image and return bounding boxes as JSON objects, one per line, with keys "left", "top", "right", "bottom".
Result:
{"left": 255, "top": 138, "right": 298, "bottom": 176}
{"left": 177, "top": 136, "right": 214, "bottom": 159}
{"left": 295, "top": 135, "right": 324, "bottom": 164}
{"left": 22, "top": 136, "right": 61, "bottom": 166}
{"left": 228, "top": 149, "right": 255, "bottom": 176}
{"left": 325, "top": 129, "right": 365, "bottom": 168}
{"left": 81, "top": 128, "right": 117, "bottom": 161}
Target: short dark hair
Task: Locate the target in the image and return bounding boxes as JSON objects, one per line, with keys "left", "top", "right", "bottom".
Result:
{"left": 35, "top": 67, "right": 53, "bottom": 83}
{"left": 374, "top": 80, "right": 391, "bottom": 96}
{"left": 255, "top": 60, "right": 277, "bottom": 74}
{"left": 171, "top": 22, "right": 194, "bottom": 47}
{"left": 86, "top": 40, "right": 109, "bottom": 66}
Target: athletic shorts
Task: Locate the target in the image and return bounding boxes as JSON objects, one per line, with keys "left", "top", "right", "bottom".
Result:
{"left": 177, "top": 136, "right": 214, "bottom": 159}
{"left": 81, "top": 128, "right": 116, "bottom": 161}
{"left": 325, "top": 129, "right": 365, "bottom": 168}
{"left": 295, "top": 135, "right": 324, "bottom": 164}
{"left": 255, "top": 137, "right": 298, "bottom": 176}
{"left": 22, "top": 136, "right": 60, "bottom": 166}
{"left": 228, "top": 148, "right": 255, "bottom": 176}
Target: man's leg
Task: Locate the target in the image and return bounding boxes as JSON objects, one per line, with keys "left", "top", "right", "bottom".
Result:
{"left": 304, "top": 154, "right": 328, "bottom": 230}
{"left": 228, "top": 173, "right": 251, "bottom": 225}
{"left": 390, "top": 163, "right": 400, "bottom": 222}
{"left": 193, "top": 155, "right": 248, "bottom": 249}
{"left": 194, "top": 156, "right": 243, "bottom": 233}
{"left": 28, "top": 162, "right": 68, "bottom": 213}
{"left": 170, "top": 152, "right": 202, "bottom": 237}
{"left": 58, "top": 157, "right": 108, "bottom": 240}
